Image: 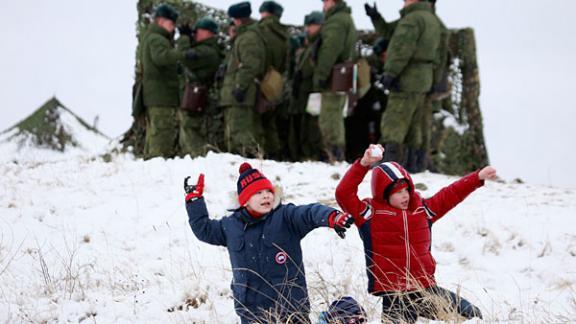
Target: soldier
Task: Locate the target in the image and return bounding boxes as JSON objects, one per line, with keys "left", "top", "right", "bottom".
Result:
{"left": 141, "top": 4, "right": 188, "bottom": 159}
{"left": 257, "top": 1, "right": 290, "bottom": 160}
{"left": 219, "top": 2, "right": 266, "bottom": 157}
{"left": 288, "top": 11, "right": 325, "bottom": 161}
{"left": 177, "top": 17, "right": 224, "bottom": 158}
{"left": 376, "top": 0, "right": 441, "bottom": 166}
{"left": 314, "top": 0, "right": 358, "bottom": 162}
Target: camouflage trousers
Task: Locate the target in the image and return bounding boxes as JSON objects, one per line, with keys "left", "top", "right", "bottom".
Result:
{"left": 223, "top": 105, "right": 264, "bottom": 157}
{"left": 178, "top": 104, "right": 224, "bottom": 158}
{"left": 380, "top": 92, "right": 426, "bottom": 148}
{"left": 144, "top": 106, "right": 178, "bottom": 159}
{"left": 319, "top": 92, "right": 346, "bottom": 160}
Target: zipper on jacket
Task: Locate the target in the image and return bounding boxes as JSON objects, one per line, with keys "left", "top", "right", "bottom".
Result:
{"left": 402, "top": 210, "right": 410, "bottom": 289}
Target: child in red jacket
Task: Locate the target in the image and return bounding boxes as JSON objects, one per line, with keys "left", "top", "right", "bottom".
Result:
{"left": 336, "top": 144, "right": 497, "bottom": 323}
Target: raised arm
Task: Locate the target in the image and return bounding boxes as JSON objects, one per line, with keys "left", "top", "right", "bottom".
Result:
{"left": 335, "top": 145, "right": 383, "bottom": 225}
{"left": 425, "top": 166, "right": 497, "bottom": 223}
{"left": 184, "top": 175, "right": 226, "bottom": 246}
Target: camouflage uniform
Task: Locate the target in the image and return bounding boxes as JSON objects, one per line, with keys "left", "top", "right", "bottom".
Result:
{"left": 177, "top": 36, "right": 224, "bottom": 157}
{"left": 379, "top": 2, "right": 441, "bottom": 164}
{"left": 219, "top": 20, "right": 267, "bottom": 157}
{"left": 313, "top": 1, "right": 357, "bottom": 161}
{"left": 288, "top": 33, "right": 323, "bottom": 161}
{"left": 141, "top": 23, "right": 185, "bottom": 159}
{"left": 256, "top": 15, "right": 289, "bottom": 159}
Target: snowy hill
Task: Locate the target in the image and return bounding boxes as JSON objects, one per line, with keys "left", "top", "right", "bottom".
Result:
{"left": 1, "top": 152, "right": 575, "bottom": 323}
{"left": 0, "top": 97, "right": 110, "bottom": 161}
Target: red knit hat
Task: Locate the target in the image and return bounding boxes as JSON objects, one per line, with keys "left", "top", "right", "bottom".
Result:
{"left": 237, "top": 162, "right": 275, "bottom": 206}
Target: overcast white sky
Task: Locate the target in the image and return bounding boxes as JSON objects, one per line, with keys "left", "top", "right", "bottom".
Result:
{"left": 1, "top": 1, "right": 575, "bottom": 188}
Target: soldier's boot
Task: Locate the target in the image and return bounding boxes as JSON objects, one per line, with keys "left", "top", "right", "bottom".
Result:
{"left": 404, "top": 148, "right": 420, "bottom": 173}
{"left": 326, "top": 145, "right": 345, "bottom": 163}
{"left": 414, "top": 149, "right": 428, "bottom": 173}
{"left": 383, "top": 142, "right": 402, "bottom": 162}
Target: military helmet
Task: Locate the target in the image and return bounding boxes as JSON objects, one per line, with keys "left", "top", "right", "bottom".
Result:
{"left": 259, "top": 1, "right": 284, "bottom": 18}
{"left": 153, "top": 4, "right": 179, "bottom": 22}
{"left": 228, "top": 2, "right": 252, "bottom": 19}
{"left": 194, "top": 17, "right": 219, "bottom": 34}
{"left": 304, "top": 11, "right": 324, "bottom": 26}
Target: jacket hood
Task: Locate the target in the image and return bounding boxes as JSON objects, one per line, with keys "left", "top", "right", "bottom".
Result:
{"left": 371, "top": 162, "right": 415, "bottom": 204}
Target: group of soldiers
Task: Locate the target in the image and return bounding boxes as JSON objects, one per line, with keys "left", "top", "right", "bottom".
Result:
{"left": 134, "top": 0, "right": 448, "bottom": 173}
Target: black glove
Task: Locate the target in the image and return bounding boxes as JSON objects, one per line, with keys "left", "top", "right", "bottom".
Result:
{"left": 364, "top": 2, "right": 381, "bottom": 19}
{"left": 232, "top": 87, "right": 246, "bottom": 103}
{"left": 379, "top": 73, "right": 397, "bottom": 92}
{"left": 185, "top": 49, "right": 198, "bottom": 61}
{"left": 178, "top": 24, "right": 193, "bottom": 38}
{"left": 427, "top": 79, "right": 450, "bottom": 100}
{"left": 329, "top": 211, "right": 354, "bottom": 239}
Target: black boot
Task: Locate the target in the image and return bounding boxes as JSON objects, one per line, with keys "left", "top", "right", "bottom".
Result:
{"left": 404, "top": 148, "right": 419, "bottom": 173}
{"left": 383, "top": 143, "right": 401, "bottom": 162}
{"left": 414, "top": 149, "right": 427, "bottom": 173}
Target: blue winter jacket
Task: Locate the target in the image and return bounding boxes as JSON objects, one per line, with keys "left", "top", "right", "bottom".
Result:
{"left": 186, "top": 197, "right": 335, "bottom": 320}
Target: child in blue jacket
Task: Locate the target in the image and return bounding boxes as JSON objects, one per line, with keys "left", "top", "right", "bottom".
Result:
{"left": 184, "top": 162, "right": 354, "bottom": 323}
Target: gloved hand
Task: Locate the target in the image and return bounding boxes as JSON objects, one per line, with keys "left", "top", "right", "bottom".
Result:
{"left": 232, "top": 87, "right": 246, "bottom": 103}
{"left": 185, "top": 49, "right": 198, "bottom": 61}
{"left": 364, "top": 2, "right": 381, "bottom": 19}
{"left": 184, "top": 174, "right": 204, "bottom": 202}
{"left": 379, "top": 73, "right": 397, "bottom": 92}
{"left": 178, "top": 24, "right": 193, "bottom": 37}
{"left": 329, "top": 211, "right": 354, "bottom": 239}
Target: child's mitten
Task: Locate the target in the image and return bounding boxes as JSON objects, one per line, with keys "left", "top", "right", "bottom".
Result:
{"left": 184, "top": 174, "right": 205, "bottom": 202}
{"left": 329, "top": 211, "right": 354, "bottom": 239}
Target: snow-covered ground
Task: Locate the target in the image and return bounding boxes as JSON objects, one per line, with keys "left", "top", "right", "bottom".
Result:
{"left": 1, "top": 145, "right": 575, "bottom": 323}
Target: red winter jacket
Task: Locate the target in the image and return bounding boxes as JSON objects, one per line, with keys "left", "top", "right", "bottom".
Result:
{"left": 335, "top": 160, "right": 484, "bottom": 294}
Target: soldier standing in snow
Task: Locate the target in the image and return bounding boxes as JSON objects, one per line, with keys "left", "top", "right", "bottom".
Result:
{"left": 184, "top": 163, "right": 354, "bottom": 323}
{"left": 176, "top": 17, "right": 224, "bottom": 157}
{"left": 336, "top": 144, "right": 494, "bottom": 323}
{"left": 219, "top": 2, "right": 266, "bottom": 157}
{"left": 288, "top": 11, "right": 325, "bottom": 161}
{"left": 366, "top": 0, "right": 442, "bottom": 170}
{"left": 140, "top": 4, "right": 191, "bottom": 159}
{"left": 256, "top": 1, "right": 290, "bottom": 159}
{"left": 313, "top": 0, "right": 358, "bottom": 162}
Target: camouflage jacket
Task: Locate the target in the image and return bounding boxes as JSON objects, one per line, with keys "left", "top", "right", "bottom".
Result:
{"left": 177, "top": 36, "right": 224, "bottom": 87}
{"left": 384, "top": 2, "right": 441, "bottom": 93}
{"left": 313, "top": 1, "right": 358, "bottom": 91}
{"left": 257, "top": 16, "right": 290, "bottom": 74}
{"left": 219, "top": 20, "right": 266, "bottom": 107}
{"left": 141, "top": 23, "right": 185, "bottom": 107}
